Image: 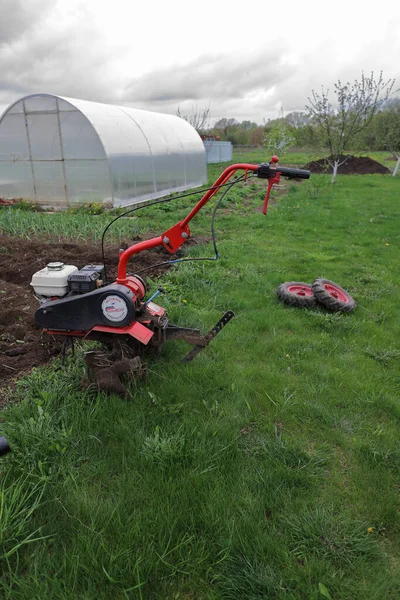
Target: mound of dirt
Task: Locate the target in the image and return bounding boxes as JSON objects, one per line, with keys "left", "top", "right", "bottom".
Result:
{"left": 303, "top": 155, "right": 390, "bottom": 175}
{"left": 0, "top": 234, "right": 203, "bottom": 400}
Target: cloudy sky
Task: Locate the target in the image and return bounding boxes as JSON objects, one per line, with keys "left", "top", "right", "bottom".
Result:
{"left": 0, "top": 0, "right": 399, "bottom": 124}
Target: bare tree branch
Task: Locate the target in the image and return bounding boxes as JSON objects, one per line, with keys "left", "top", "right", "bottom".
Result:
{"left": 306, "top": 71, "right": 395, "bottom": 181}
{"left": 176, "top": 104, "right": 211, "bottom": 133}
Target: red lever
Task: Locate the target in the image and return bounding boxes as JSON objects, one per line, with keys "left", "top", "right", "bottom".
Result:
{"left": 263, "top": 170, "right": 281, "bottom": 214}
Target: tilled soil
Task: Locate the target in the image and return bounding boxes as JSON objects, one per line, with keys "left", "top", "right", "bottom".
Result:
{"left": 0, "top": 234, "right": 201, "bottom": 398}
{"left": 303, "top": 155, "right": 391, "bottom": 175}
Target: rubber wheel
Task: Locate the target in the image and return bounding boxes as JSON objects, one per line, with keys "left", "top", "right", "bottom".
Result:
{"left": 277, "top": 282, "right": 316, "bottom": 308}
{"left": 312, "top": 278, "right": 356, "bottom": 312}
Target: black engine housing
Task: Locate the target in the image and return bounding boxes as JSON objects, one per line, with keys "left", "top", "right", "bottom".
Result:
{"left": 67, "top": 264, "right": 106, "bottom": 294}
{"left": 35, "top": 284, "right": 136, "bottom": 331}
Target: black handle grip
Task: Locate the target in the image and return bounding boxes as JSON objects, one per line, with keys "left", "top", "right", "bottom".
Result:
{"left": 256, "top": 163, "right": 310, "bottom": 180}
{"left": 0, "top": 436, "right": 11, "bottom": 456}
{"left": 277, "top": 166, "right": 310, "bottom": 179}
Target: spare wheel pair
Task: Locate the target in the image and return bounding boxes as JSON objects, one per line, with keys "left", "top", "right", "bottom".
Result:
{"left": 277, "top": 279, "right": 356, "bottom": 312}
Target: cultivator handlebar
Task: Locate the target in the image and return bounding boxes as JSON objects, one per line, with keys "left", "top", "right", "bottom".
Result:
{"left": 257, "top": 163, "right": 311, "bottom": 180}
{"left": 116, "top": 156, "right": 310, "bottom": 283}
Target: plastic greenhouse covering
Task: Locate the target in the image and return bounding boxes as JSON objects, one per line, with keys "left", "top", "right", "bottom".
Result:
{"left": 0, "top": 94, "right": 207, "bottom": 208}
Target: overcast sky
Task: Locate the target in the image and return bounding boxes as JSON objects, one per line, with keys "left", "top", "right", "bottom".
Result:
{"left": 0, "top": 0, "right": 399, "bottom": 124}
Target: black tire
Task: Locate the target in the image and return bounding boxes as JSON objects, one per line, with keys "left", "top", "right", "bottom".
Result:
{"left": 277, "top": 282, "right": 316, "bottom": 308}
{"left": 312, "top": 278, "right": 356, "bottom": 312}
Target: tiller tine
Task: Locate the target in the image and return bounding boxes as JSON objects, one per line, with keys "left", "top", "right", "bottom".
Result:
{"left": 181, "top": 310, "right": 234, "bottom": 364}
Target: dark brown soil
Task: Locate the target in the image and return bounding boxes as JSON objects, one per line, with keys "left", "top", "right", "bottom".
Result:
{"left": 303, "top": 155, "right": 391, "bottom": 175}
{"left": 0, "top": 234, "right": 203, "bottom": 398}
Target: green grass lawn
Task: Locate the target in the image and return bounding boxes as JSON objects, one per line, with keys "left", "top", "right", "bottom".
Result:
{"left": 1, "top": 153, "right": 400, "bottom": 599}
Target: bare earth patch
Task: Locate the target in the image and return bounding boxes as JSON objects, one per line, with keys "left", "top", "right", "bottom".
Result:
{"left": 304, "top": 155, "right": 390, "bottom": 175}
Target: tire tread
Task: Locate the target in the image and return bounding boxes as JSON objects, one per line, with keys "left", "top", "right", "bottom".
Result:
{"left": 277, "top": 282, "right": 316, "bottom": 308}
{"left": 312, "top": 278, "right": 356, "bottom": 312}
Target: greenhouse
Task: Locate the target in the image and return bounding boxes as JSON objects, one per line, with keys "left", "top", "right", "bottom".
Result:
{"left": 0, "top": 94, "right": 207, "bottom": 208}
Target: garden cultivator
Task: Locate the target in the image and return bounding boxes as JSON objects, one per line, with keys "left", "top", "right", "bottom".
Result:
{"left": 31, "top": 157, "right": 310, "bottom": 395}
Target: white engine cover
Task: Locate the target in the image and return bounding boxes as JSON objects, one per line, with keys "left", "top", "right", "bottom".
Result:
{"left": 30, "top": 262, "right": 78, "bottom": 297}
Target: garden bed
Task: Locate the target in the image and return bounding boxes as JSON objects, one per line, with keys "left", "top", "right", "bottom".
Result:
{"left": 304, "top": 155, "right": 391, "bottom": 174}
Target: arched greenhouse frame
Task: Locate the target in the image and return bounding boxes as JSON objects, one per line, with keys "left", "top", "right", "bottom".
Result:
{"left": 0, "top": 94, "right": 207, "bottom": 208}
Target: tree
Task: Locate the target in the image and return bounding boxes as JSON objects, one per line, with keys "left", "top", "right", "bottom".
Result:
{"left": 264, "top": 121, "right": 295, "bottom": 155}
{"left": 240, "top": 120, "right": 258, "bottom": 131}
{"left": 374, "top": 105, "right": 400, "bottom": 176}
{"left": 284, "top": 111, "right": 310, "bottom": 128}
{"left": 176, "top": 105, "right": 211, "bottom": 134}
{"left": 213, "top": 118, "right": 239, "bottom": 141}
{"left": 306, "top": 71, "right": 395, "bottom": 182}
{"left": 212, "top": 120, "right": 266, "bottom": 146}
{"left": 248, "top": 126, "right": 265, "bottom": 146}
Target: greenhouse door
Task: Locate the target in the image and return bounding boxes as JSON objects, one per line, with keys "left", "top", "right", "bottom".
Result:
{"left": 26, "top": 107, "right": 68, "bottom": 207}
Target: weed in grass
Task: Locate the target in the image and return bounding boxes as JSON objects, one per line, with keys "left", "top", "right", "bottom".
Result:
{"left": 355, "top": 442, "right": 400, "bottom": 472}
{"left": 306, "top": 175, "right": 331, "bottom": 199}
{"left": 238, "top": 426, "right": 330, "bottom": 486}
{"left": 202, "top": 398, "right": 226, "bottom": 419}
{"left": 215, "top": 554, "right": 295, "bottom": 599}
{"left": 67, "top": 202, "right": 106, "bottom": 215}
{"left": 0, "top": 475, "right": 48, "bottom": 563}
{"left": 2, "top": 199, "right": 41, "bottom": 212}
{"left": 282, "top": 507, "right": 381, "bottom": 566}
{"left": 354, "top": 286, "right": 391, "bottom": 300}
{"left": 141, "top": 425, "right": 191, "bottom": 468}
{"left": 365, "top": 347, "right": 400, "bottom": 366}
{"left": 5, "top": 403, "right": 73, "bottom": 480}
{"left": 348, "top": 271, "right": 377, "bottom": 285}
{"left": 305, "top": 310, "right": 359, "bottom": 334}
{"left": 289, "top": 184, "right": 300, "bottom": 194}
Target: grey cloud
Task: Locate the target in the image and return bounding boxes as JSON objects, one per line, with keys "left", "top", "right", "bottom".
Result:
{"left": 0, "top": 3, "right": 398, "bottom": 125}
{"left": 270, "top": 27, "right": 400, "bottom": 116}
{"left": 0, "top": 24, "right": 296, "bottom": 123}
{"left": 130, "top": 95, "right": 276, "bottom": 124}
{"left": 123, "top": 44, "right": 293, "bottom": 104}
{"left": 0, "top": 3, "right": 129, "bottom": 104}
{"left": 0, "top": 1, "right": 52, "bottom": 43}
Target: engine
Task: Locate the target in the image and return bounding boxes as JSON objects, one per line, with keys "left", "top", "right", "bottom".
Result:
{"left": 30, "top": 262, "right": 106, "bottom": 298}
{"left": 31, "top": 262, "right": 147, "bottom": 333}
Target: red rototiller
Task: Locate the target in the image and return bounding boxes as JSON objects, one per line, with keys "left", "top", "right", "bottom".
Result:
{"left": 31, "top": 157, "right": 310, "bottom": 394}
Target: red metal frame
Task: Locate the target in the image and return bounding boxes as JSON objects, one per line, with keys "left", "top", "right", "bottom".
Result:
{"left": 116, "top": 162, "right": 270, "bottom": 284}
{"left": 287, "top": 284, "right": 314, "bottom": 297}
{"left": 323, "top": 283, "right": 350, "bottom": 303}
{"left": 91, "top": 321, "right": 154, "bottom": 344}
{"left": 44, "top": 322, "right": 154, "bottom": 344}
